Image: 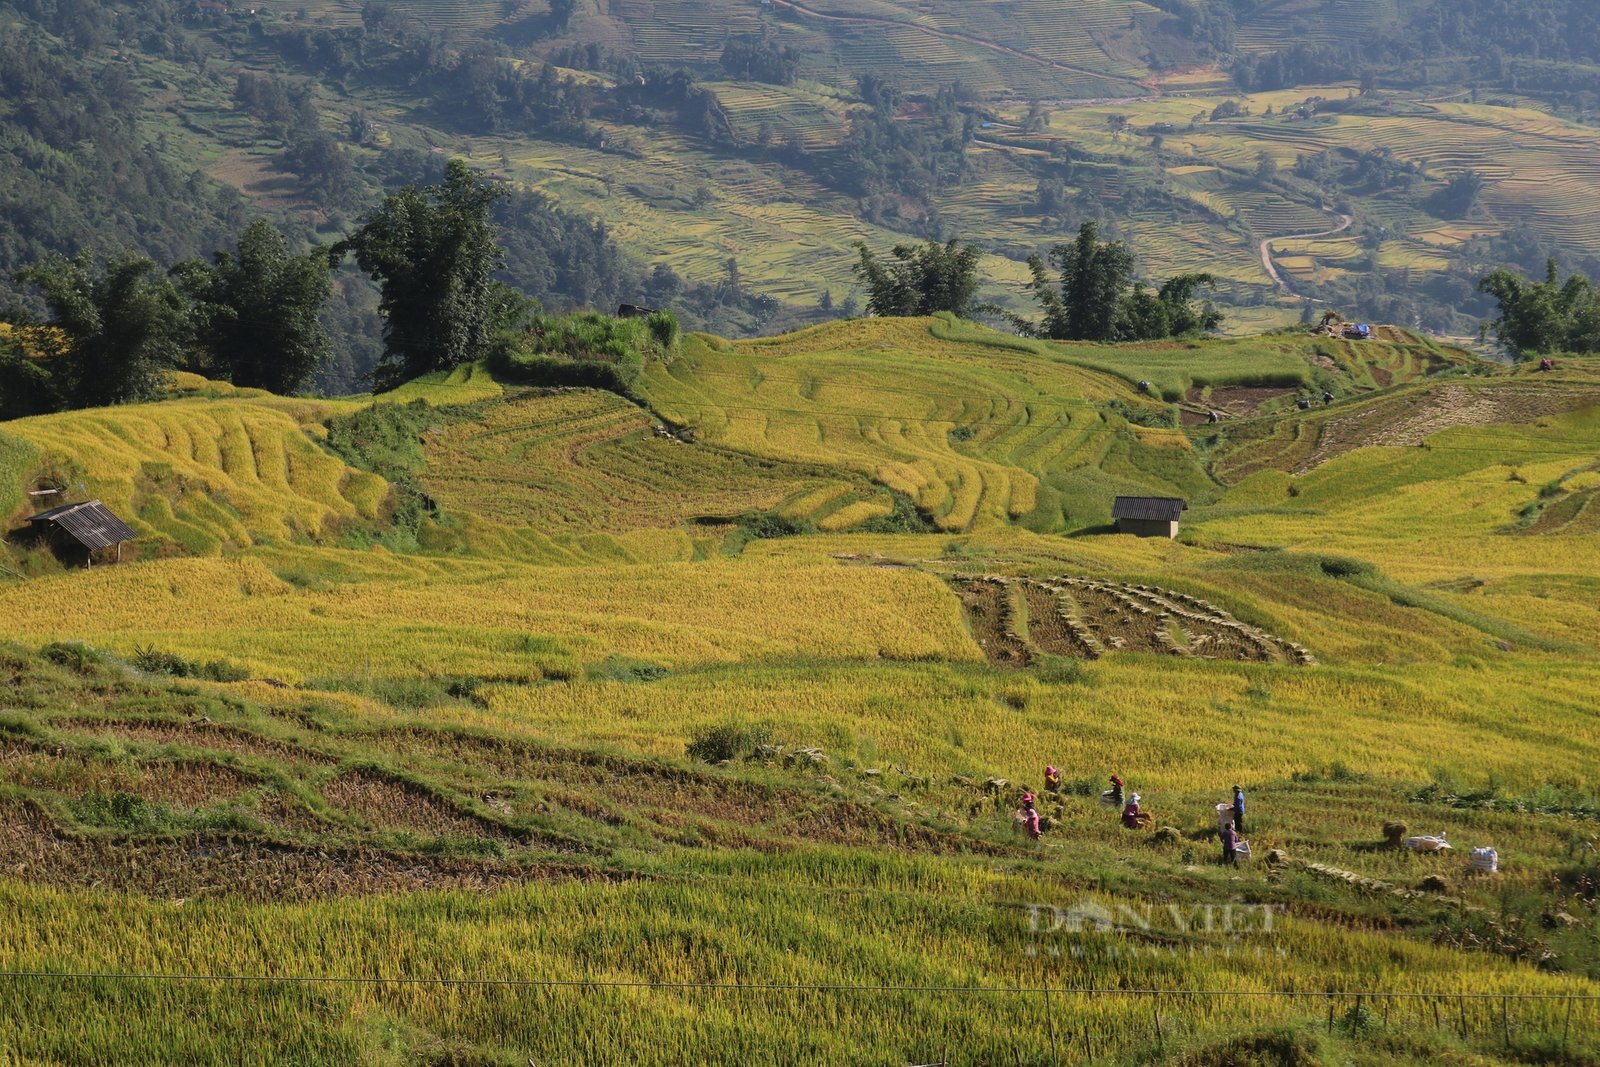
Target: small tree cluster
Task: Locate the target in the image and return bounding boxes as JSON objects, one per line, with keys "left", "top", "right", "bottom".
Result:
{"left": 1021, "top": 223, "right": 1221, "bottom": 341}
{"left": 851, "top": 239, "right": 983, "bottom": 318}
{"left": 1478, "top": 259, "right": 1600, "bottom": 358}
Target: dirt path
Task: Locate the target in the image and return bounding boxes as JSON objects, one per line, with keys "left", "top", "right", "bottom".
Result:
{"left": 1259, "top": 213, "right": 1354, "bottom": 294}
{"left": 764, "top": 0, "right": 1154, "bottom": 93}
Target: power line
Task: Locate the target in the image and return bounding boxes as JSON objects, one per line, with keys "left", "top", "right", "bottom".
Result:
{"left": 0, "top": 970, "right": 1593, "bottom": 1000}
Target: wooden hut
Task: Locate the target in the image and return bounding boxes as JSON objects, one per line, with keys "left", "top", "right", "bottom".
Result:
{"left": 27, "top": 500, "right": 137, "bottom": 567}
{"left": 1111, "top": 496, "right": 1186, "bottom": 539}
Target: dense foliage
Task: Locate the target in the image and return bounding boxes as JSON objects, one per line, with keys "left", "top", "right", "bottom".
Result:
{"left": 1478, "top": 260, "right": 1600, "bottom": 357}
{"left": 174, "top": 221, "right": 333, "bottom": 395}
{"left": 1022, "top": 223, "right": 1222, "bottom": 341}
{"left": 13, "top": 254, "right": 189, "bottom": 408}
{"left": 334, "top": 161, "right": 522, "bottom": 389}
{"left": 852, "top": 240, "right": 983, "bottom": 318}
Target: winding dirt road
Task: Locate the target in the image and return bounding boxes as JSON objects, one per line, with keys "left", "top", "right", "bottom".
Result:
{"left": 1259, "top": 213, "right": 1354, "bottom": 294}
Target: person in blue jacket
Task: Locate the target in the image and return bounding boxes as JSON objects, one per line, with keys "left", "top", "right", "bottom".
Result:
{"left": 1231, "top": 785, "right": 1246, "bottom": 834}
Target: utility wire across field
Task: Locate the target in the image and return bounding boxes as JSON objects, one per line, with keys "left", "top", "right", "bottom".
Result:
{"left": 0, "top": 970, "right": 1593, "bottom": 1000}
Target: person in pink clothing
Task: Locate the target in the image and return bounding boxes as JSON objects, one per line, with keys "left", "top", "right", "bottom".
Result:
{"left": 1017, "top": 791, "right": 1042, "bottom": 840}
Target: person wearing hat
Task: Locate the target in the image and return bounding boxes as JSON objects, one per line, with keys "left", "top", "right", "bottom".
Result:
{"left": 1024, "top": 792, "right": 1041, "bottom": 840}
{"left": 1121, "top": 792, "right": 1150, "bottom": 830}
{"left": 1231, "top": 785, "right": 1246, "bottom": 834}
{"left": 1044, "top": 765, "right": 1062, "bottom": 794}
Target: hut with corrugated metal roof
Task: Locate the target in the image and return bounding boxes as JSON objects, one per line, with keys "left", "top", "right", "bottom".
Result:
{"left": 1111, "top": 496, "right": 1186, "bottom": 539}
{"left": 27, "top": 500, "right": 138, "bottom": 567}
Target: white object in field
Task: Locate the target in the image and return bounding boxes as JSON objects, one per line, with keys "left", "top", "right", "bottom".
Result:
{"left": 1405, "top": 833, "right": 1452, "bottom": 852}
{"left": 1216, "top": 802, "right": 1234, "bottom": 832}
{"left": 1099, "top": 790, "right": 1121, "bottom": 806}
{"left": 1235, "top": 840, "right": 1252, "bottom": 861}
{"left": 1470, "top": 847, "right": 1499, "bottom": 873}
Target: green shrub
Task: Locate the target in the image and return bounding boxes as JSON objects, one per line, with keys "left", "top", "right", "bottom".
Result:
{"left": 488, "top": 311, "right": 681, "bottom": 397}
{"left": 130, "top": 645, "right": 249, "bottom": 682}
{"left": 41, "top": 642, "right": 108, "bottom": 674}
{"left": 685, "top": 720, "right": 773, "bottom": 763}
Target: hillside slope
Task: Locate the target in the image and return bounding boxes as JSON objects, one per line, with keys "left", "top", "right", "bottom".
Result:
{"left": 1, "top": 330, "right": 1599, "bottom": 1063}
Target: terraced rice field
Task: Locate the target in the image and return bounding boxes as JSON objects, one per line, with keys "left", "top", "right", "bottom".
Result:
{"left": 419, "top": 389, "right": 854, "bottom": 533}
{"left": 3, "top": 331, "right": 1600, "bottom": 1063}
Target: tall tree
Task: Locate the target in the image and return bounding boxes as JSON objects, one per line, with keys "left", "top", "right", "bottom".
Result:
{"left": 851, "top": 239, "right": 983, "bottom": 318}
{"left": 14, "top": 252, "right": 189, "bottom": 407}
{"left": 334, "top": 159, "right": 516, "bottom": 387}
{"left": 175, "top": 220, "right": 333, "bottom": 394}
{"left": 1026, "top": 222, "right": 1134, "bottom": 341}
{"left": 1023, "top": 224, "right": 1221, "bottom": 341}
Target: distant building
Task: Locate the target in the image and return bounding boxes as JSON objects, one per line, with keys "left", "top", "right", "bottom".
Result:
{"left": 1111, "top": 496, "right": 1186, "bottom": 539}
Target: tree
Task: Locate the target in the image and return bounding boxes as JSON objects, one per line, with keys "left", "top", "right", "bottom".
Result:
{"left": 1157, "top": 272, "right": 1223, "bottom": 336}
{"left": 0, "top": 332, "right": 64, "bottom": 419}
{"left": 15, "top": 252, "right": 189, "bottom": 407}
{"left": 549, "top": 0, "right": 578, "bottom": 32}
{"left": 851, "top": 239, "right": 983, "bottom": 318}
{"left": 334, "top": 159, "right": 518, "bottom": 387}
{"left": 1429, "top": 168, "right": 1486, "bottom": 219}
{"left": 175, "top": 220, "right": 333, "bottom": 394}
{"left": 1022, "top": 224, "right": 1222, "bottom": 341}
{"left": 1025, "top": 221, "right": 1134, "bottom": 341}
{"left": 1478, "top": 259, "right": 1600, "bottom": 358}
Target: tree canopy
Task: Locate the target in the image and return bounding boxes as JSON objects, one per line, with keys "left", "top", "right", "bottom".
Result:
{"left": 851, "top": 239, "right": 983, "bottom": 318}
{"left": 1478, "top": 259, "right": 1600, "bottom": 357}
{"left": 1021, "top": 223, "right": 1221, "bottom": 341}
{"left": 175, "top": 220, "right": 332, "bottom": 395}
{"left": 334, "top": 160, "right": 520, "bottom": 388}
{"left": 14, "top": 252, "right": 189, "bottom": 407}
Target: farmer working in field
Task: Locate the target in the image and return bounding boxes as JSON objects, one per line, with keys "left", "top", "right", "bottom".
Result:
{"left": 1015, "top": 791, "right": 1042, "bottom": 840}
{"left": 1121, "top": 793, "right": 1152, "bottom": 830}
{"left": 1231, "top": 785, "right": 1246, "bottom": 834}
{"left": 1220, "top": 819, "right": 1240, "bottom": 866}
{"left": 1044, "top": 765, "right": 1061, "bottom": 793}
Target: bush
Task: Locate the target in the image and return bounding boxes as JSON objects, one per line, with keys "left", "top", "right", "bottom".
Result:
{"left": 489, "top": 310, "right": 681, "bottom": 397}
{"left": 131, "top": 645, "right": 250, "bottom": 682}
{"left": 41, "top": 642, "right": 107, "bottom": 674}
{"left": 685, "top": 720, "right": 773, "bottom": 764}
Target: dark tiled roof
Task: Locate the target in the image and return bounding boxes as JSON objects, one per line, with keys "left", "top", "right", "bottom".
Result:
{"left": 1111, "top": 496, "right": 1187, "bottom": 522}
{"left": 28, "top": 500, "right": 138, "bottom": 549}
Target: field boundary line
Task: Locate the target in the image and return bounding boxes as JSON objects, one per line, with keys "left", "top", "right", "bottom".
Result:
{"left": 0, "top": 971, "right": 1594, "bottom": 999}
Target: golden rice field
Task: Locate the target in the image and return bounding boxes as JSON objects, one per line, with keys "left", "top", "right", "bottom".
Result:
{"left": 3, "top": 335, "right": 1600, "bottom": 1063}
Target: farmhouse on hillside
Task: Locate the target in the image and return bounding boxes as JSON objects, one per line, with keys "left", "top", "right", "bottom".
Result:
{"left": 27, "top": 500, "right": 138, "bottom": 567}
{"left": 1111, "top": 495, "right": 1187, "bottom": 539}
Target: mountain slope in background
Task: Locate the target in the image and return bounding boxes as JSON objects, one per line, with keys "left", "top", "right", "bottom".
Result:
{"left": 6, "top": 0, "right": 1600, "bottom": 389}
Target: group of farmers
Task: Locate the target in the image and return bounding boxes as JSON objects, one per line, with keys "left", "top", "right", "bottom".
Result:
{"left": 1017, "top": 770, "right": 1249, "bottom": 866}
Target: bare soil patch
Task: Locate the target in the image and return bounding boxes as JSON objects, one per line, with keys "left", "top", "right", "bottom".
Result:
{"left": 0, "top": 800, "right": 607, "bottom": 901}
{"left": 1296, "top": 384, "right": 1600, "bottom": 473}
{"left": 321, "top": 770, "right": 516, "bottom": 840}
{"left": 1066, "top": 586, "right": 1168, "bottom": 655}
{"left": 1021, "top": 586, "right": 1094, "bottom": 659}
{"left": 782, "top": 802, "right": 1009, "bottom": 856}
{"left": 953, "top": 579, "right": 1031, "bottom": 667}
